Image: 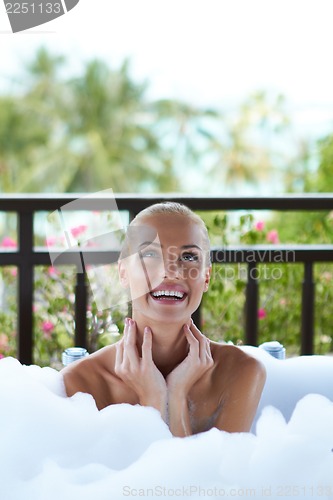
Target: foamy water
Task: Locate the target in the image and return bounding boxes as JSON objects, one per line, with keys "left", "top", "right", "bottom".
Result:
{"left": 1, "top": 352, "right": 333, "bottom": 500}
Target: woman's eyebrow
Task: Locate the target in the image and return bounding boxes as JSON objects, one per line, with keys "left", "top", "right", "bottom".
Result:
{"left": 138, "top": 241, "right": 160, "bottom": 248}
{"left": 181, "top": 244, "right": 203, "bottom": 251}
{"left": 138, "top": 242, "right": 203, "bottom": 250}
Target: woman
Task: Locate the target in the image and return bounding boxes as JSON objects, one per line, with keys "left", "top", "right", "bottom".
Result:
{"left": 62, "top": 202, "right": 266, "bottom": 436}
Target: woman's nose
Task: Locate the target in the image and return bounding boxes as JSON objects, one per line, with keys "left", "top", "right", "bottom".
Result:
{"left": 163, "top": 256, "right": 182, "bottom": 279}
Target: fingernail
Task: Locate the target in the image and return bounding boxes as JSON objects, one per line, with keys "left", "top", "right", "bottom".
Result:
{"left": 125, "top": 317, "right": 129, "bottom": 326}
{"left": 144, "top": 326, "right": 150, "bottom": 334}
{"left": 129, "top": 318, "right": 134, "bottom": 326}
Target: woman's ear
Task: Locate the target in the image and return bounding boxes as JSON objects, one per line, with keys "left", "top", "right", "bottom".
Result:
{"left": 118, "top": 260, "right": 129, "bottom": 288}
{"left": 203, "top": 266, "right": 211, "bottom": 292}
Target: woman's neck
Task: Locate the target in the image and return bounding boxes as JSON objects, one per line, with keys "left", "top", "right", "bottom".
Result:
{"left": 132, "top": 314, "right": 191, "bottom": 377}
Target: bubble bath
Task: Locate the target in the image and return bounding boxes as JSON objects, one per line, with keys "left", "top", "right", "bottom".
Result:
{"left": 1, "top": 349, "right": 333, "bottom": 500}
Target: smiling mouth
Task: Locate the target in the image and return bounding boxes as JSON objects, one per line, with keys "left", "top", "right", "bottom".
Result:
{"left": 150, "top": 290, "right": 187, "bottom": 302}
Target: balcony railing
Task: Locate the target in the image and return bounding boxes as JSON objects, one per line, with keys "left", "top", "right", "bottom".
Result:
{"left": 0, "top": 193, "right": 333, "bottom": 364}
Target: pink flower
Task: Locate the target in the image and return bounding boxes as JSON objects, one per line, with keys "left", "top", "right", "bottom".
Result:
{"left": 70, "top": 225, "right": 88, "bottom": 238}
{"left": 267, "top": 230, "right": 279, "bottom": 244}
{"left": 42, "top": 321, "right": 55, "bottom": 338}
{"left": 0, "top": 334, "right": 9, "bottom": 350}
{"left": 0, "top": 354, "right": 4, "bottom": 360}
{"left": 321, "top": 272, "right": 332, "bottom": 283}
{"left": 45, "top": 236, "right": 57, "bottom": 247}
{"left": 10, "top": 268, "right": 17, "bottom": 277}
{"left": 255, "top": 220, "right": 265, "bottom": 231}
{"left": 1, "top": 236, "right": 17, "bottom": 248}
{"left": 258, "top": 308, "right": 266, "bottom": 320}
{"left": 48, "top": 266, "right": 59, "bottom": 277}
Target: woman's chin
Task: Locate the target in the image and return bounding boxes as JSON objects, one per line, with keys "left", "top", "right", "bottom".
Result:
{"left": 132, "top": 305, "right": 188, "bottom": 324}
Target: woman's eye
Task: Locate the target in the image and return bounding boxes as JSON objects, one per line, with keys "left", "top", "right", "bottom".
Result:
{"left": 180, "top": 252, "right": 199, "bottom": 262}
{"left": 141, "top": 250, "right": 159, "bottom": 258}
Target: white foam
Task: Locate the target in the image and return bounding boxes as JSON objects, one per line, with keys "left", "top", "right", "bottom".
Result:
{"left": 240, "top": 346, "right": 333, "bottom": 429}
{"left": 1, "top": 354, "right": 333, "bottom": 500}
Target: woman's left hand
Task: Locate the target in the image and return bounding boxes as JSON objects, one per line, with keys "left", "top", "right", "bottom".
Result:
{"left": 166, "top": 320, "right": 214, "bottom": 396}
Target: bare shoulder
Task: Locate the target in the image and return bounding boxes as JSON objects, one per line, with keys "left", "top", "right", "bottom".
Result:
{"left": 209, "top": 341, "right": 266, "bottom": 387}
{"left": 61, "top": 344, "right": 116, "bottom": 398}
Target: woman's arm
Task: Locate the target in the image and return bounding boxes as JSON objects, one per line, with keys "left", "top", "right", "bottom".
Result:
{"left": 214, "top": 356, "right": 266, "bottom": 433}
{"left": 166, "top": 322, "right": 214, "bottom": 437}
{"left": 167, "top": 387, "right": 192, "bottom": 437}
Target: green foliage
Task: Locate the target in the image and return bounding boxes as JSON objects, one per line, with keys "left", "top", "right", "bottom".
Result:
{"left": 1, "top": 47, "right": 332, "bottom": 363}
{"left": 0, "top": 206, "right": 332, "bottom": 365}
{"left": 0, "top": 267, "right": 18, "bottom": 358}
{"left": 314, "top": 135, "right": 333, "bottom": 192}
{"left": 0, "top": 47, "right": 305, "bottom": 195}
{"left": 0, "top": 265, "right": 123, "bottom": 368}
{"left": 0, "top": 48, "right": 181, "bottom": 193}
{"left": 200, "top": 211, "right": 333, "bottom": 356}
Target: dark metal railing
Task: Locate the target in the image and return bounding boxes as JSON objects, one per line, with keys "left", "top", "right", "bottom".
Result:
{"left": 0, "top": 193, "right": 332, "bottom": 364}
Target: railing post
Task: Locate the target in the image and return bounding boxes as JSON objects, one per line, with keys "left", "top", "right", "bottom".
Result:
{"left": 301, "top": 262, "right": 315, "bottom": 355}
{"left": 245, "top": 262, "right": 258, "bottom": 346}
{"left": 18, "top": 211, "right": 34, "bottom": 365}
{"left": 192, "top": 307, "right": 201, "bottom": 329}
{"left": 74, "top": 271, "right": 88, "bottom": 349}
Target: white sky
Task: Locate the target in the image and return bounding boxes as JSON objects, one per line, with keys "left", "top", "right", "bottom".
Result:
{"left": 1, "top": 0, "right": 333, "bottom": 138}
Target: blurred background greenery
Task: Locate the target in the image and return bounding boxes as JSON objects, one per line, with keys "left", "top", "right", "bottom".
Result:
{"left": 1, "top": 8, "right": 333, "bottom": 364}
{"left": 1, "top": 47, "right": 329, "bottom": 195}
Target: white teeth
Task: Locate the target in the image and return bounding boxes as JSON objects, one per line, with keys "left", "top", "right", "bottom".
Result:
{"left": 151, "top": 290, "right": 184, "bottom": 299}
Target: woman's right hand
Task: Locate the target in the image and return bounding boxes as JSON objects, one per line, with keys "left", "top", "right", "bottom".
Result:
{"left": 114, "top": 318, "right": 167, "bottom": 416}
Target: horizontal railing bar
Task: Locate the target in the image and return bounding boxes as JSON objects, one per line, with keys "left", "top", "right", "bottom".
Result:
{"left": 210, "top": 246, "right": 333, "bottom": 263}
{"left": 0, "top": 251, "right": 119, "bottom": 266}
{"left": 1, "top": 246, "right": 333, "bottom": 266}
{"left": 0, "top": 193, "right": 333, "bottom": 211}
{"left": 0, "top": 194, "right": 332, "bottom": 362}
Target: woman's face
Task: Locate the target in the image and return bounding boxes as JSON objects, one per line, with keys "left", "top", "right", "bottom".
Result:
{"left": 119, "top": 214, "right": 211, "bottom": 323}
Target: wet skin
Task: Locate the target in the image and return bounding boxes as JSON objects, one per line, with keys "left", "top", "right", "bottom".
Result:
{"left": 62, "top": 214, "right": 266, "bottom": 436}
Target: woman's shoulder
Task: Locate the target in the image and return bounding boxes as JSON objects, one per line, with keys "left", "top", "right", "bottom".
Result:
{"left": 209, "top": 340, "right": 266, "bottom": 382}
{"left": 209, "top": 340, "right": 252, "bottom": 360}
{"left": 61, "top": 344, "right": 116, "bottom": 392}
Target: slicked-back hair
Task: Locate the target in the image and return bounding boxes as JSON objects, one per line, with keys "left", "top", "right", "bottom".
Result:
{"left": 120, "top": 202, "right": 211, "bottom": 266}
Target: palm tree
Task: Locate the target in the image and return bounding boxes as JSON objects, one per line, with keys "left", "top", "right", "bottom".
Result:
{"left": 207, "top": 91, "right": 290, "bottom": 192}
{"left": 0, "top": 49, "right": 182, "bottom": 193}
{"left": 0, "top": 95, "right": 48, "bottom": 192}
{"left": 0, "top": 49, "right": 295, "bottom": 195}
{"left": 65, "top": 58, "right": 172, "bottom": 192}
{"left": 149, "top": 98, "right": 221, "bottom": 191}
{"left": 1, "top": 47, "right": 77, "bottom": 193}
